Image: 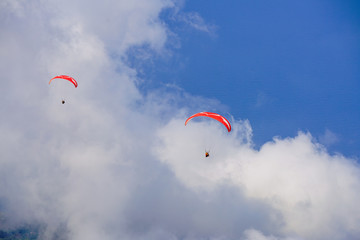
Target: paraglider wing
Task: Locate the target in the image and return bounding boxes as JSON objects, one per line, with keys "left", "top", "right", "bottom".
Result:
{"left": 185, "top": 112, "right": 231, "bottom": 132}
{"left": 49, "top": 75, "right": 78, "bottom": 88}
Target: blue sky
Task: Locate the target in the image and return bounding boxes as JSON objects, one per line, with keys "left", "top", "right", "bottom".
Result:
{"left": 140, "top": 0, "right": 360, "bottom": 157}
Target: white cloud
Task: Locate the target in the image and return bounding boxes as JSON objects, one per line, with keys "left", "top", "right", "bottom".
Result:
{"left": 255, "top": 91, "right": 274, "bottom": 108}
{"left": 1, "top": 1, "right": 360, "bottom": 240}
{"left": 177, "top": 12, "right": 217, "bottom": 35}
{"left": 318, "top": 128, "right": 339, "bottom": 147}
{"left": 242, "top": 229, "right": 301, "bottom": 240}
{"left": 157, "top": 125, "right": 360, "bottom": 239}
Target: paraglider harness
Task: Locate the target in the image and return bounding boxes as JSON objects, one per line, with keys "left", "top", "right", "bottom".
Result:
{"left": 205, "top": 150, "right": 210, "bottom": 158}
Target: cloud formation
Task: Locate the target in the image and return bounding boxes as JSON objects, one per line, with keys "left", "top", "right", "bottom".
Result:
{"left": 177, "top": 12, "right": 217, "bottom": 35}
{"left": 0, "top": 1, "right": 360, "bottom": 240}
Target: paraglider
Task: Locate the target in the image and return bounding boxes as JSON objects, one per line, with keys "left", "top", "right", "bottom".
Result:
{"left": 49, "top": 75, "right": 78, "bottom": 88}
{"left": 185, "top": 112, "right": 231, "bottom": 132}
{"left": 49, "top": 75, "right": 77, "bottom": 104}
{"left": 185, "top": 112, "right": 231, "bottom": 157}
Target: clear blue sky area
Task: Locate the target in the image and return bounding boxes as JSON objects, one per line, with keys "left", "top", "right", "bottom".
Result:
{"left": 141, "top": 0, "right": 360, "bottom": 157}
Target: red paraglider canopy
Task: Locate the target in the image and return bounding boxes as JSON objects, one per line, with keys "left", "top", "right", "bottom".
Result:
{"left": 49, "top": 75, "right": 78, "bottom": 88}
{"left": 185, "top": 112, "right": 231, "bottom": 132}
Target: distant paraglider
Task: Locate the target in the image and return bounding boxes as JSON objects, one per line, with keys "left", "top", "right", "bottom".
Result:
{"left": 185, "top": 112, "right": 232, "bottom": 158}
{"left": 49, "top": 75, "right": 77, "bottom": 104}
{"left": 49, "top": 75, "right": 78, "bottom": 88}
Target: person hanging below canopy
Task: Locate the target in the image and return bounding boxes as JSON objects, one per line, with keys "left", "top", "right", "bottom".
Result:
{"left": 185, "top": 112, "right": 232, "bottom": 158}
{"left": 49, "top": 75, "right": 78, "bottom": 104}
